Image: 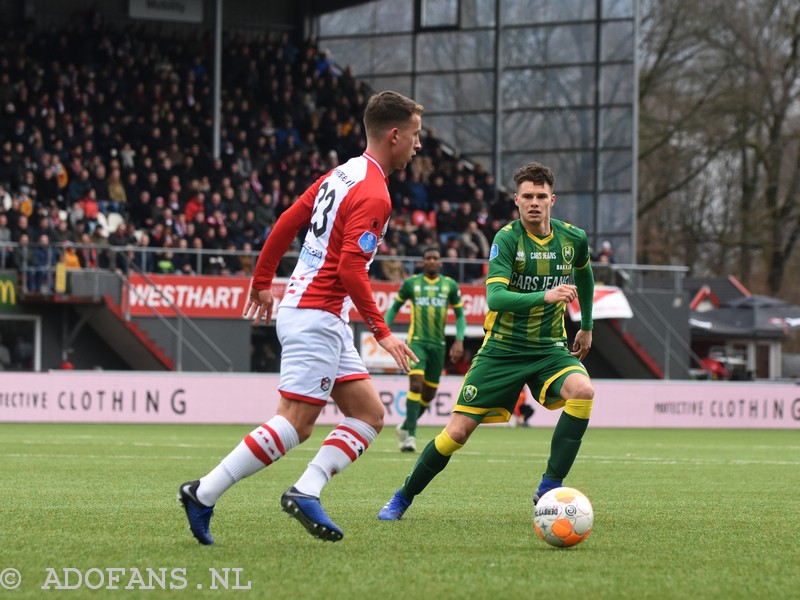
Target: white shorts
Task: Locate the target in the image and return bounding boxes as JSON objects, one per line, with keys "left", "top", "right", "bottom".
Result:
{"left": 276, "top": 307, "right": 370, "bottom": 405}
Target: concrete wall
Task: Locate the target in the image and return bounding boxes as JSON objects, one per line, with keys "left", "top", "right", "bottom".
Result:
{"left": 134, "top": 316, "right": 251, "bottom": 372}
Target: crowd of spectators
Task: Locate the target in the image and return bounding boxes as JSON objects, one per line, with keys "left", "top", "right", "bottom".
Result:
{"left": 0, "top": 12, "right": 520, "bottom": 292}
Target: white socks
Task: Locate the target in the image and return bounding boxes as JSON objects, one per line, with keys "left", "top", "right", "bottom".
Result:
{"left": 293, "top": 417, "right": 377, "bottom": 498}
{"left": 195, "top": 416, "right": 376, "bottom": 506}
{"left": 196, "top": 415, "right": 299, "bottom": 506}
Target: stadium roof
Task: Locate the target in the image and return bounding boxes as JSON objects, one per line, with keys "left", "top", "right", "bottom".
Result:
{"left": 297, "top": 0, "right": 374, "bottom": 15}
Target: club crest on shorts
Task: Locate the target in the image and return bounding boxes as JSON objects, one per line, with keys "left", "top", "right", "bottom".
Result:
{"left": 320, "top": 377, "right": 332, "bottom": 391}
{"left": 463, "top": 385, "right": 478, "bottom": 402}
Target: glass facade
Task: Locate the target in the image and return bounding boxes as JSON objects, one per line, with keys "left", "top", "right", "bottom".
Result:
{"left": 319, "top": 0, "right": 637, "bottom": 262}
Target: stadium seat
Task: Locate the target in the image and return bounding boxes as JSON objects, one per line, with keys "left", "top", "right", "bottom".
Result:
{"left": 95, "top": 212, "right": 109, "bottom": 233}
{"left": 107, "top": 212, "right": 125, "bottom": 232}
{"left": 412, "top": 210, "right": 429, "bottom": 227}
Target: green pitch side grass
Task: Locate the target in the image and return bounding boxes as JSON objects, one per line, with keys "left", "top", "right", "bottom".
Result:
{"left": 1, "top": 423, "right": 798, "bottom": 599}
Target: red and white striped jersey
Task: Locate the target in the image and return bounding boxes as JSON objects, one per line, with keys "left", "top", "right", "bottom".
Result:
{"left": 252, "top": 152, "right": 393, "bottom": 339}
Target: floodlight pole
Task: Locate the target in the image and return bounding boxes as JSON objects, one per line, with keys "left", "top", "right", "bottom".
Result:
{"left": 492, "top": 0, "right": 503, "bottom": 185}
{"left": 212, "top": 0, "right": 223, "bottom": 160}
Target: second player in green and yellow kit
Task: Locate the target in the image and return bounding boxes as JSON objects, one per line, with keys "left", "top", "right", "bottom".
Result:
{"left": 385, "top": 247, "right": 466, "bottom": 451}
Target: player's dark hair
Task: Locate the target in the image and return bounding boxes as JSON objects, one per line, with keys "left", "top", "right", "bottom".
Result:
{"left": 513, "top": 162, "right": 555, "bottom": 190}
{"left": 422, "top": 245, "right": 440, "bottom": 259}
{"left": 363, "top": 91, "right": 424, "bottom": 139}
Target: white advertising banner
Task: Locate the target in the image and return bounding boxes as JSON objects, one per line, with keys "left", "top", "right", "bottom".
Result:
{"left": 129, "top": 0, "right": 203, "bottom": 23}
{"left": 1, "top": 372, "right": 799, "bottom": 429}
{"left": 359, "top": 331, "right": 404, "bottom": 372}
{"left": 567, "top": 286, "right": 633, "bottom": 321}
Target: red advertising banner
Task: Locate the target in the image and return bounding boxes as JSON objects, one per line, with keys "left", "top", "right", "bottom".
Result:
{"left": 125, "top": 275, "right": 629, "bottom": 325}
{"left": 126, "top": 275, "right": 260, "bottom": 319}
{"left": 125, "top": 275, "right": 489, "bottom": 324}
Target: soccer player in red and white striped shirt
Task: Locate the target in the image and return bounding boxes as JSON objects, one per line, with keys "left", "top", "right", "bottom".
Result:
{"left": 179, "top": 91, "right": 423, "bottom": 543}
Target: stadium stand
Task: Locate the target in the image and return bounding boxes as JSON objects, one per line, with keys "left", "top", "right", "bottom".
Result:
{"left": 0, "top": 17, "right": 504, "bottom": 285}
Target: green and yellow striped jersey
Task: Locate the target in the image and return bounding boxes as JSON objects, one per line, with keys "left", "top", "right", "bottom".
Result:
{"left": 396, "top": 274, "right": 463, "bottom": 347}
{"left": 483, "top": 218, "right": 590, "bottom": 352}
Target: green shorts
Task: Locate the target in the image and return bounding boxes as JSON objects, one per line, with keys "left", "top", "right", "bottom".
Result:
{"left": 408, "top": 341, "right": 445, "bottom": 388}
{"left": 454, "top": 345, "right": 588, "bottom": 423}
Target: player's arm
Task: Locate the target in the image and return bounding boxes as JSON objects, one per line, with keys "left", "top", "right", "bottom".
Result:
{"left": 449, "top": 304, "right": 466, "bottom": 362}
{"left": 244, "top": 178, "right": 320, "bottom": 324}
{"left": 447, "top": 281, "right": 466, "bottom": 361}
{"left": 486, "top": 282, "right": 544, "bottom": 311}
{"left": 339, "top": 250, "right": 391, "bottom": 340}
{"left": 337, "top": 192, "right": 392, "bottom": 340}
{"left": 487, "top": 279, "right": 581, "bottom": 311}
{"left": 573, "top": 258, "right": 594, "bottom": 332}
{"left": 339, "top": 251, "right": 417, "bottom": 372}
{"left": 571, "top": 236, "right": 594, "bottom": 360}
{"left": 448, "top": 281, "right": 467, "bottom": 340}
{"left": 251, "top": 178, "right": 319, "bottom": 291}
{"left": 485, "top": 231, "right": 578, "bottom": 311}
{"left": 384, "top": 300, "right": 403, "bottom": 327}
{"left": 485, "top": 234, "right": 547, "bottom": 311}
{"left": 338, "top": 194, "right": 418, "bottom": 371}
{"left": 385, "top": 279, "right": 410, "bottom": 327}
{"left": 453, "top": 305, "right": 466, "bottom": 340}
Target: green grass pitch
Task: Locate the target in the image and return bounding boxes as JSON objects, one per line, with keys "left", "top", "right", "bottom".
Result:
{"left": 1, "top": 423, "right": 798, "bottom": 599}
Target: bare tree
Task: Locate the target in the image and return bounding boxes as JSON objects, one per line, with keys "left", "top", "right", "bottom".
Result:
{"left": 639, "top": 0, "right": 800, "bottom": 295}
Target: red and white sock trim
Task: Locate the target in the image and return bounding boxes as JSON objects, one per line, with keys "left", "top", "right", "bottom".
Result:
{"left": 322, "top": 424, "right": 370, "bottom": 463}
{"left": 293, "top": 417, "right": 377, "bottom": 497}
{"left": 243, "top": 415, "right": 299, "bottom": 466}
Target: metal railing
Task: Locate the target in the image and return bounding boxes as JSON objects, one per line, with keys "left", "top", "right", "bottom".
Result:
{"left": 0, "top": 241, "right": 488, "bottom": 284}
{"left": 0, "top": 241, "right": 700, "bottom": 377}
{"left": 115, "top": 253, "right": 233, "bottom": 372}
{"left": 607, "top": 263, "right": 703, "bottom": 378}
{"left": 0, "top": 241, "right": 234, "bottom": 372}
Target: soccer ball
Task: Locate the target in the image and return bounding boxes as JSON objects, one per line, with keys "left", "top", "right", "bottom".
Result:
{"left": 533, "top": 487, "right": 594, "bottom": 547}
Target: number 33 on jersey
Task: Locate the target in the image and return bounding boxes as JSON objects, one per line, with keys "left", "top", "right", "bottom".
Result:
{"left": 283, "top": 152, "right": 392, "bottom": 321}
